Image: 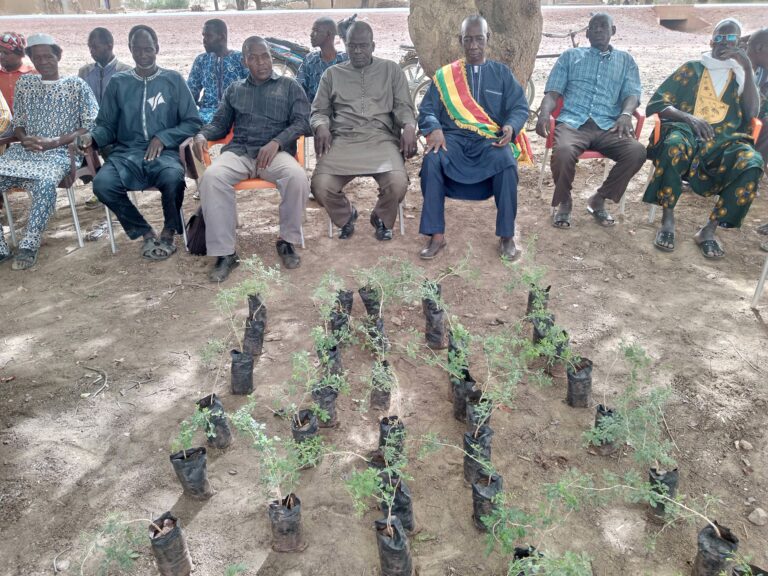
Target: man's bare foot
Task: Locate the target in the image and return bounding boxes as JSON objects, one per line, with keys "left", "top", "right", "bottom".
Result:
{"left": 587, "top": 193, "right": 605, "bottom": 213}
{"left": 553, "top": 200, "right": 572, "bottom": 229}
{"left": 694, "top": 220, "right": 724, "bottom": 259}
{"left": 654, "top": 207, "right": 676, "bottom": 251}
{"left": 586, "top": 193, "right": 615, "bottom": 227}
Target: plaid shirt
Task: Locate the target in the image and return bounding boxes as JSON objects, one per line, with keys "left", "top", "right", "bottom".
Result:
{"left": 201, "top": 73, "right": 310, "bottom": 158}
{"left": 545, "top": 46, "right": 642, "bottom": 131}
{"left": 297, "top": 50, "right": 348, "bottom": 102}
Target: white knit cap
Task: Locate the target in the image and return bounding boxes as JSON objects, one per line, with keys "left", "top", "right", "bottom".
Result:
{"left": 26, "top": 33, "right": 57, "bottom": 48}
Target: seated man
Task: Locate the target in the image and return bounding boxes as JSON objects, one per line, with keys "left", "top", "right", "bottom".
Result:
{"left": 193, "top": 36, "right": 310, "bottom": 280}
{"left": 187, "top": 19, "right": 248, "bottom": 124}
{"left": 310, "top": 21, "right": 417, "bottom": 241}
{"left": 297, "top": 16, "right": 348, "bottom": 103}
{"left": 79, "top": 26, "right": 131, "bottom": 209}
{"left": 0, "top": 34, "right": 98, "bottom": 270}
{"left": 0, "top": 32, "right": 36, "bottom": 114}
{"left": 82, "top": 25, "right": 202, "bottom": 261}
{"left": 536, "top": 12, "right": 646, "bottom": 229}
{"left": 643, "top": 19, "right": 763, "bottom": 259}
{"left": 418, "top": 14, "right": 529, "bottom": 261}
{"left": 748, "top": 29, "right": 768, "bottom": 247}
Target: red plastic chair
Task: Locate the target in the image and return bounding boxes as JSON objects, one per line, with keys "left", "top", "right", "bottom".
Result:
{"left": 537, "top": 97, "right": 645, "bottom": 215}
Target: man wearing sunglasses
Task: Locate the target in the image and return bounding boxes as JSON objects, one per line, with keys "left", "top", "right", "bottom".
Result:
{"left": 644, "top": 19, "right": 763, "bottom": 260}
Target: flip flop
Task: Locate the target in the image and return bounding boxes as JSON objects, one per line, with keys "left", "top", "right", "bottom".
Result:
{"left": 761, "top": 239, "right": 768, "bottom": 253}
{"left": 149, "top": 238, "right": 177, "bottom": 261}
{"left": 552, "top": 211, "right": 571, "bottom": 229}
{"left": 586, "top": 205, "right": 615, "bottom": 227}
{"left": 697, "top": 239, "right": 725, "bottom": 260}
{"left": 141, "top": 237, "right": 160, "bottom": 260}
{"left": 0, "top": 251, "right": 12, "bottom": 265}
{"left": 11, "top": 248, "right": 37, "bottom": 270}
{"left": 654, "top": 230, "right": 675, "bottom": 252}
{"left": 757, "top": 223, "right": 768, "bottom": 236}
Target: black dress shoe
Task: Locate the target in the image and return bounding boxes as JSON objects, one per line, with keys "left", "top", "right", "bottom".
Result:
{"left": 499, "top": 237, "right": 518, "bottom": 261}
{"left": 370, "top": 212, "right": 393, "bottom": 241}
{"left": 276, "top": 239, "right": 301, "bottom": 269}
{"left": 209, "top": 253, "right": 240, "bottom": 282}
{"left": 419, "top": 236, "right": 446, "bottom": 260}
{"left": 339, "top": 207, "right": 358, "bottom": 240}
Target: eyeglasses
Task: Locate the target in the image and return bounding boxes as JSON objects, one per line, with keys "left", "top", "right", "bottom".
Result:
{"left": 713, "top": 33, "right": 738, "bottom": 44}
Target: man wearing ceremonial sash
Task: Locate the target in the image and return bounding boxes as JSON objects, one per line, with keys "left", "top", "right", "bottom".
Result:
{"left": 417, "top": 15, "right": 530, "bottom": 261}
{"left": 643, "top": 19, "right": 763, "bottom": 259}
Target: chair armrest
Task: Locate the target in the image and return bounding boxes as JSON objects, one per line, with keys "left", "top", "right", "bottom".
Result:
{"left": 179, "top": 137, "right": 199, "bottom": 180}
{"left": 296, "top": 135, "right": 305, "bottom": 166}
{"left": 0, "top": 135, "right": 18, "bottom": 147}
{"left": 632, "top": 110, "right": 646, "bottom": 139}
{"left": 751, "top": 118, "right": 763, "bottom": 142}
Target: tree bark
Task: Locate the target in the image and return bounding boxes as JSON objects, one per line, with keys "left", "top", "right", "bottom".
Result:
{"left": 408, "top": 0, "right": 542, "bottom": 85}
{"left": 213, "top": 0, "right": 219, "bottom": 9}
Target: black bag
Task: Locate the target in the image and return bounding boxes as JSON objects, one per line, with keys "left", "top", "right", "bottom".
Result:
{"left": 186, "top": 207, "right": 206, "bottom": 256}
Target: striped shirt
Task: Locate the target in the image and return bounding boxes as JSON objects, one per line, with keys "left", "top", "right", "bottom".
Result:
{"left": 201, "top": 73, "right": 310, "bottom": 158}
{"left": 545, "top": 46, "right": 642, "bottom": 131}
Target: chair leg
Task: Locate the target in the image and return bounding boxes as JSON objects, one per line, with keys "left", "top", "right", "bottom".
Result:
{"left": 66, "top": 187, "right": 84, "bottom": 248}
{"left": 105, "top": 205, "right": 117, "bottom": 254}
{"left": 398, "top": 202, "right": 405, "bottom": 236}
{"left": 602, "top": 159, "right": 610, "bottom": 182}
{"left": 328, "top": 215, "right": 333, "bottom": 239}
{"left": 2, "top": 191, "right": 16, "bottom": 247}
{"left": 179, "top": 207, "right": 188, "bottom": 251}
{"left": 300, "top": 226, "right": 305, "bottom": 249}
{"left": 538, "top": 148, "right": 551, "bottom": 193}
{"left": 645, "top": 166, "right": 657, "bottom": 224}
{"left": 751, "top": 256, "right": 768, "bottom": 309}
{"left": 619, "top": 193, "right": 627, "bottom": 216}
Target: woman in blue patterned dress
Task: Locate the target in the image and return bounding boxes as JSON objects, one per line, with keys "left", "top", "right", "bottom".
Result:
{"left": 0, "top": 34, "right": 98, "bottom": 270}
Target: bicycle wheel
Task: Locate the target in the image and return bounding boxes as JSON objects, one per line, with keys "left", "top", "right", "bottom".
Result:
{"left": 525, "top": 78, "right": 535, "bottom": 106}
{"left": 412, "top": 78, "right": 431, "bottom": 111}
{"left": 273, "top": 58, "right": 299, "bottom": 79}
{"left": 401, "top": 61, "right": 425, "bottom": 89}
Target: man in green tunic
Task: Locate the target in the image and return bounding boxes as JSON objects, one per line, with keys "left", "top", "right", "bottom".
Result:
{"left": 644, "top": 19, "right": 763, "bottom": 259}
{"left": 310, "top": 21, "right": 417, "bottom": 241}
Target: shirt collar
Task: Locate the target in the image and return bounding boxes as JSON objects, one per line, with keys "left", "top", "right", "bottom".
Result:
{"left": 96, "top": 57, "right": 118, "bottom": 69}
{"left": 246, "top": 72, "right": 278, "bottom": 86}
{"left": 589, "top": 45, "right": 614, "bottom": 57}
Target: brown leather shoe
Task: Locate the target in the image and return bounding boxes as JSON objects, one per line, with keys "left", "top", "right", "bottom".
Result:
{"left": 499, "top": 237, "right": 518, "bottom": 261}
{"left": 419, "top": 236, "right": 447, "bottom": 260}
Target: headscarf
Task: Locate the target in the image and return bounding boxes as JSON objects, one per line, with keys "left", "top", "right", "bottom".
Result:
{"left": 0, "top": 32, "right": 26, "bottom": 56}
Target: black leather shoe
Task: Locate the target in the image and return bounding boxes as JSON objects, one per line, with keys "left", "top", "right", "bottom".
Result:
{"left": 276, "top": 239, "right": 301, "bottom": 269}
{"left": 419, "top": 236, "right": 447, "bottom": 260}
{"left": 499, "top": 237, "right": 518, "bottom": 261}
{"left": 339, "top": 207, "right": 358, "bottom": 240}
{"left": 209, "top": 253, "right": 240, "bottom": 282}
{"left": 370, "top": 212, "right": 393, "bottom": 241}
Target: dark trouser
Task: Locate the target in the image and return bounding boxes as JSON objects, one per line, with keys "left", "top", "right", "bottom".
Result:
{"left": 93, "top": 160, "right": 186, "bottom": 240}
{"left": 550, "top": 118, "right": 647, "bottom": 207}
{"left": 757, "top": 124, "right": 768, "bottom": 175}
{"left": 311, "top": 171, "right": 407, "bottom": 229}
{"left": 419, "top": 152, "right": 518, "bottom": 238}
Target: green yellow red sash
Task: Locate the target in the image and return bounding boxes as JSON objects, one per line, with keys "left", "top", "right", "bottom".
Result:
{"left": 433, "top": 59, "right": 533, "bottom": 166}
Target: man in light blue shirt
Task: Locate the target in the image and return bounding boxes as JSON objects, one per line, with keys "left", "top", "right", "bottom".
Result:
{"left": 536, "top": 13, "right": 646, "bottom": 228}
{"left": 297, "top": 17, "right": 348, "bottom": 103}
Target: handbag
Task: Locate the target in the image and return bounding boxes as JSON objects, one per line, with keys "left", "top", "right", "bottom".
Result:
{"left": 185, "top": 206, "right": 207, "bottom": 256}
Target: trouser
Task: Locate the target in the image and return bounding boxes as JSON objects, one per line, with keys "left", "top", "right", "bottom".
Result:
{"left": 93, "top": 160, "right": 185, "bottom": 240}
{"left": 551, "top": 118, "right": 647, "bottom": 207}
{"left": 201, "top": 151, "right": 308, "bottom": 256}
{"left": 642, "top": 127, "right": 763, "bottom": 229}
{"left": 757, "top": 123, "right": 768, "bottom": 175}
{"left": 310, "top": 170, "right": 408, "bottom": 229}
{"left": 419, "top": 152, "right": 518, "bottom": 238}
{"left": 0, "top": 175, "right": 58, "bottom": 253}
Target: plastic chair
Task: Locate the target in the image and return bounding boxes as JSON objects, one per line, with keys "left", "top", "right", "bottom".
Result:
{"left": 752, "top": 256, "right": 768, "bottom": 309}
{"left": 645, "top": 117, "right": 763, "bottom": 223}
{"left": 0, "top": 135, "right": 91, "bottom": 249}
{"left": 537, "top": 97, "right": 645, "bottom": 215}
{"left": 182, "top": 132, "right": 306, "bottom": 249}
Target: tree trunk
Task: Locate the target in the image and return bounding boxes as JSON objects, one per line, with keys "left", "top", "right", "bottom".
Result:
{"left": 255, "top": 0, "right": 262, "bottom": 8}
{"left": 213, "top": 0, "right": 219, "bottom": 9}
{"left": 408, "top": 0, "right": 542, "bottom": 85}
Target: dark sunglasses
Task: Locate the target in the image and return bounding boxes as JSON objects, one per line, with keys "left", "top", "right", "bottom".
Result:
{"left": 713, "top": 33, "right": 738, "bottom": 44}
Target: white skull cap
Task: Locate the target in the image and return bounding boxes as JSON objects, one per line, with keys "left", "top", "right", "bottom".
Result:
{"left": 26, "top": 33, "right": 57, "bottom": 47}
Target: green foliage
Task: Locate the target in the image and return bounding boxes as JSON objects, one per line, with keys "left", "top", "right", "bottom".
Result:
{"left": 346, "top": 467, "right": 382, "bottom": 516}
{"left": 224, "top": 564, "right": 248, "bottom": 576}
{"left": 312, "top": 270, "right": 347, "bottom": 320}
{"left": 171, "top": 405, "right": 215, "bottom": 455}
{"left": 506, "top": 551, "right": 594, "bottom": 576}
{"left": 230, "top": 397, "right": 322, "bottom": 501}
{"left": 481, "top": 493, "right": 538, "bottom": 556}
{"left": 199, "top": 338, "right": 227, "bottom": 368}
{"left": 581, "top": 342, "right": 676, "bottom": 470}
{"left": 80, "top": 513, "right": 144, "bottom": 576}
{"left": 371, "top": 360, "right": 395, "bottom": 392}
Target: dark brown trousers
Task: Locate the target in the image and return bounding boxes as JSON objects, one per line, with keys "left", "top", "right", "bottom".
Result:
{"left": 550, "top": 118, "right": 647, "bottom": 207}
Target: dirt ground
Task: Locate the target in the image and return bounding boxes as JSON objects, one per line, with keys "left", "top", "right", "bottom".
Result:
{"left": 2, "top": 5, "right": 768, "bottom": 576}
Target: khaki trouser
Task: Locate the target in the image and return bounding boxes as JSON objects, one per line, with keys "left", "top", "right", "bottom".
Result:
{"left": 311, "top": 171, "right": 408, "bottom": 229}
{"left": 200, "top": 151, "right": 308, "bottom": 256}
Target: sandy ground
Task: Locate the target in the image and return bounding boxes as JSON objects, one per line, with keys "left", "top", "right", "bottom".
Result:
{"left": 2, "top": 5, "right": 768, "bottom": 576}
